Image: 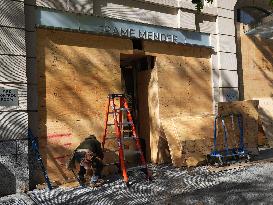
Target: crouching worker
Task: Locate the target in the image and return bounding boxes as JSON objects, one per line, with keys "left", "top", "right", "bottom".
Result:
{"left": 67, "top": 135, "right": 104, "bottom": 186}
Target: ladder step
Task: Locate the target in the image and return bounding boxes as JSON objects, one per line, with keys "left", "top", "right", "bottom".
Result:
{"left": 107, "top": 131, "right": 116, "bottom": 134}
{"left": 104, "top": 162, "right": 119, "bottom": 166}
{"left": 127, "top": 165, "right": 147, "bottom": 172}
{"left": 105, "top": 136, "right": 116, "bottom": 140}
{"left": 123, "top": 136, "right": 135, "bottom": 140}
{"left": 104, "top": 149, "right": 119, "bottom": 153}
{"left": 124, "top": 150, "right": 142, "bottom": 154}
{"left": 104, "top": 136, "right": 135, "bottom": 140}
{"left": 107, "top": 122, "right": 133, "bottom": 126}
{"left": 122, "top": 122, "right": 133, "bottom": 125}
{"left": 116, "top": 108, "right": 130, "bottom": 111}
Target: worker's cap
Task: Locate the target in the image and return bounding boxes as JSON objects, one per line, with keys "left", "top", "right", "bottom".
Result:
{"left": 86, "top": 134, "right": 96, "bottom": 139}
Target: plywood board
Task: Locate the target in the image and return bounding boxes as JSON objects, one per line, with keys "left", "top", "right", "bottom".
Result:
{"left": 143, "top": 41, "right": 213, "bottom": 118}
{"left": 240, "top": 24, "right": 273, "bottom": 100}
{"left": 137, "top": 69, "right": 152, "bottom": 161}
{"left": 37, "top": 29, "right": 133, "bottom": 183}
{"left": 217, "top": 100, "right": 259, "bottom": 151}
{"left": 161, "top": 115, "right": 214, "bottom": 167}
{"left": 143, "top": 40, "right": 213, "bottom": 167}
{"left": 256, "top": 98, "right": 273, "bottom": 147}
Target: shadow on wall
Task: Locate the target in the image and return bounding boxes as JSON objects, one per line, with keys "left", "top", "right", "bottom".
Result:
{"left": 236, "top": 22, "right": 273, "bottom": 147}
{"left": 34, "top": 24, "right": 214, "bottom": 184}
{"left": 34, "top": 28, "right": 133, "bottom": 186}
{"left": 246, "top": 35, "right": 273, "bottom": 146}
{"left": 139, "top": 40, "right": 214, "bottom": 166}
{"left": 0, "top": 163, "right": 16, "bottom": 197}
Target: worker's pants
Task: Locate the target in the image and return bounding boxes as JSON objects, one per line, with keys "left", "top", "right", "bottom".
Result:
{"left": 75, "top": 152, "right": 103, "bottom": 181}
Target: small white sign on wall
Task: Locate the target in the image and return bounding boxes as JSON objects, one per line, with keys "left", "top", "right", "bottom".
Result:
{"left": 0, "top": 88, "right": 19, "bottom": 106}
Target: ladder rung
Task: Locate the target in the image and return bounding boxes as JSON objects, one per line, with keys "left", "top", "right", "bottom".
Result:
{"left": 123, "top": 136, "right": 135, "bottom": 140}
{"left": 122, "top": 122, "right": 133, "bottom": 125}
{"left": 105, "top": 136, "right": 116, "bottom": 140}
{"left": 123, "top": 130, "right": 132, "bottom": 133}
{"left": 104, "top": 162, "right": 119, "bottom": 166}
{"left": 116, "top": 108, "right": 130, "bottom": 111}
{"left": 107, "top": 131, "right": 116, "bottom": 134}
{"left": 107, "top": 122, "right": 133, "bottom": 126}
{"left": 124, "top": 150, "right": 142, "bottom": 154}
{"left": 127, "top": 165, "right": 147, "bottom": 172}
{"left": 104, "top": 149, "right": 119, "bottom": 153}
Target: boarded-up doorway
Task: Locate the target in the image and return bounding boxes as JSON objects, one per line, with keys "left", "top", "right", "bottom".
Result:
{"left": 120, "top": 54, "right": 155, "bottom": 162}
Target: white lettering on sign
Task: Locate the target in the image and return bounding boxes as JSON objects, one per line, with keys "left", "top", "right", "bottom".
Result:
{"left": 100, "top": 25, "right": 178, "bottom": 43}
{"left": 37, "top": 9, "right": 211, "bottom": 47}
{"left": 0, "top": 89, "right": 19, "bottom": 106}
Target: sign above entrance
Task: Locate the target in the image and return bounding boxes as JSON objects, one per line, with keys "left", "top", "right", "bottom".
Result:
{"left": 100, "top": 26, "right": 179, "bottom": 43}
{"left": 36, "top": 8, "right": 211, "bottom": 47}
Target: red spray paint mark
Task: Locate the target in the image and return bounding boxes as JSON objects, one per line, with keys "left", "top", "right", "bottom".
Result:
{"left": 63, "top": 143, "right": 72, "bottom": 147}
{"left": 47, "top": 133, "right": 72, "bottom": 139}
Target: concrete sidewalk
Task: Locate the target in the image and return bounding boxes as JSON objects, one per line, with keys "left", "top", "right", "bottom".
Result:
{"left": 1, "top": 159, "right": 273, "bottom": 205}
{"left": 0, "top": 193, "right": 35, "bottom": 205}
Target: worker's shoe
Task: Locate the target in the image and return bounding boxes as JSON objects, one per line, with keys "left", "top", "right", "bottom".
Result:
{"left": 90, "top": 175, "right": 104, "bottom": 187}
{"left": 78, "top": 176, "right": 86, "bottom": 185}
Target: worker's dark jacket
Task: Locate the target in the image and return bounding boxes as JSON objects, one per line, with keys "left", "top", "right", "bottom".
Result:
{"left": 76, "top": 136, "right": 104, "bottom": 159}
{"left": 67, "top": 136, "right": 103, "bottom": 172}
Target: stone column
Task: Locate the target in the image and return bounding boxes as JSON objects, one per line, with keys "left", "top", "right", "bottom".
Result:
{"left": 0, "top": 0, "right": 29, "bottom": 196}
{"left": 212, "top": 0, "right": 239, "bottom": 105}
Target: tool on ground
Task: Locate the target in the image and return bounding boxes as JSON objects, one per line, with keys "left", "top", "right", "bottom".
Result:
{"left": 209, "top": 113, "right": 250, "bottom": 165}
{"left": 28, "top": 129, "right": 53, "bottom": 190}
{"left": 102, "top": 93, "right": 151, "bottom": 185}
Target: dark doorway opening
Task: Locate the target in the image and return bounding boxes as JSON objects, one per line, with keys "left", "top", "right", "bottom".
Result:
{"left": 120, "top": 54, "right": 155, "bottom": 162}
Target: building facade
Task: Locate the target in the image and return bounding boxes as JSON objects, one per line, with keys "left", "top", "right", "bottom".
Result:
{"left": 0, "top": 0, "right": 272, "bottom": 196}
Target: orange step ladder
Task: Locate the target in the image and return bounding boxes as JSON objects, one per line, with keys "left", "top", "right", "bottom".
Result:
{"left": 102, "top": 94, "right": 151, "bottom": 185}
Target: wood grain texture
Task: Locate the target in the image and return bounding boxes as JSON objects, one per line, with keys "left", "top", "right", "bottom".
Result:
{"left": 37, "top": 28, "right": 214, "bottom": 180}
{"left": 37, "top": 29, "right": 132, "bottom": 182}
{"left": 240, "top": 25, "right": 273, "bottom": 99}
{"left": 143, "top": 40, "right": 213, "bottom": 167}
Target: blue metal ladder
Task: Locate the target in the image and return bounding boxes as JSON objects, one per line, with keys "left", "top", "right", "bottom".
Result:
{"left": 210, "top": 113, "right": 249, "bottom": 165}
{"left": 28, "top": 129, "right": 53, "bottom": 190}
